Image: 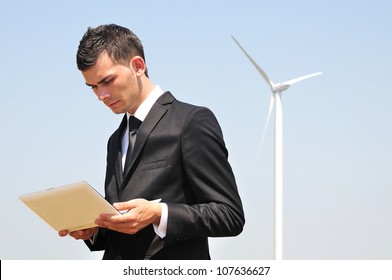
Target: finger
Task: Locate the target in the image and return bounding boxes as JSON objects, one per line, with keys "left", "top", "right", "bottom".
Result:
{"left": 98, "top": 213, "right": 124, "bottom": 222}
{"left": 69, "top": 230, "right": 84, "bottom": 238}
{"left": 76, "top": 230, "right": 86, "bottom": 236}
{"left": 113, "top": 198, "right": 147, "bottom": 211}
{"left": 58, "top": 230, "right": 68, "bottom": 237}
{"left": 113, "top": 201, "right": 136, "bottom": 211}
{"left": 73, "top": 228, "right": 95, "bottom": 239}
{"left": 96, "top": 215, "right": 129, "bottom": 227}
{"left": 100, "top": 222, "right": 141, "bottom": 234}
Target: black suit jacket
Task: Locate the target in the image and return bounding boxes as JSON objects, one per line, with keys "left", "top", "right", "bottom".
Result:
{"left": 86, "top": 92, "right": 245, "bottom": 259}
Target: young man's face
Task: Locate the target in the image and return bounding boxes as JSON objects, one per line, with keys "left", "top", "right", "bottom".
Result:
{"left": 82, "top": 52, "right": 145, "bottom": 114}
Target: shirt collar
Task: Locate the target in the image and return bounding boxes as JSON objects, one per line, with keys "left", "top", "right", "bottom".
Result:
{"left": 126, "top": 85, "right": 164, "bottom": 122}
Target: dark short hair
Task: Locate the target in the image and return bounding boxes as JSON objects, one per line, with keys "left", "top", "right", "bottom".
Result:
{"left": 76, "top": 24, "right": 148, "bottom": 77}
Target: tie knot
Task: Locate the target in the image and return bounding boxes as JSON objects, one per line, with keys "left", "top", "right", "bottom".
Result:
{"left": 128, "top": 116, "right": 142, "bottom": 132}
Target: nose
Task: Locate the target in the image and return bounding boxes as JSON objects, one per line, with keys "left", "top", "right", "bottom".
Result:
{"left": 96, "top": 88, "right": 110, "bottom": 101}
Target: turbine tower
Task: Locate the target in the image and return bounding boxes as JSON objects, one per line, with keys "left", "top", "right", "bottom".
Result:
{"left": 232, "top": 36, "right": 322, "bottom": 260}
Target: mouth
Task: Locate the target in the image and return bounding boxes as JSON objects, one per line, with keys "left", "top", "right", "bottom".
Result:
{"left": 107, "top": 100, "right": 120, "bottom": 108}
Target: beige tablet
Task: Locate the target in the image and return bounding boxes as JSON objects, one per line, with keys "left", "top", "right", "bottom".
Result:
{"left": 19, "top": 181, "right": 120, "bottom": 232}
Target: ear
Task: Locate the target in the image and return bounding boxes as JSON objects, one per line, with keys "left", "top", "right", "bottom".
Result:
{"left": 131, "top": 56, "right": 146, "bottom": 77}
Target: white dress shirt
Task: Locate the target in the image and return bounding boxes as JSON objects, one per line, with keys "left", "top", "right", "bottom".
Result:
{"left": 121, "top": 85, "right": 168, "bottom": 239}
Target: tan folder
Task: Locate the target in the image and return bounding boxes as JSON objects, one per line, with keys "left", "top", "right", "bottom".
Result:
{"left": 19, "top": 181, "right": 120, "bottom": 232}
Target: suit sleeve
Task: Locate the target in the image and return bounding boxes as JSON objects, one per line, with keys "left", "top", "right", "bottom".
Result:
{"left": 84, "top": 133, "right": 116, "bottom": 252}
{"left": 165, "top": 107, "right": 245, "bottom": 244}
{"left": 84, "top": 227, "right": 107, "bottom": 251}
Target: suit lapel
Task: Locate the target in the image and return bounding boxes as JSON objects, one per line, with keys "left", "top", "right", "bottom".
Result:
{"left": 114, "top": 115, "right": 128, "bottom": 188}
{"left": 120, "top": 92, "right": 175, "bottom": 189}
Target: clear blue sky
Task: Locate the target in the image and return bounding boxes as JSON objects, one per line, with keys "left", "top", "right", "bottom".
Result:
{"left": 1, "top": 0, "right": 391, "bottom": 259}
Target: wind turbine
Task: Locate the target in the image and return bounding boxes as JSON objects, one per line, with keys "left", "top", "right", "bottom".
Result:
{"left": 232, "top": 36, "right": 322, "bottom": 260}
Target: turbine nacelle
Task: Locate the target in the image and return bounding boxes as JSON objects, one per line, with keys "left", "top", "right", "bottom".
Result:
{"left": 272, "top": 83, "right": 290, "bottom": 93}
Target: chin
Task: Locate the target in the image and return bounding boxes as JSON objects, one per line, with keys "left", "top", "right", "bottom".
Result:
{"left": 110, "top": 108, "right": 126, "bottom": 115}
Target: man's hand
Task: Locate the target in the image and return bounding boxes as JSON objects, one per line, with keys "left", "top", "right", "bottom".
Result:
{"left": 58, "top": 227, "right": 98, "bottom": 240}
{"left": 95, "top": 198, "right": 162, "bottom": 235}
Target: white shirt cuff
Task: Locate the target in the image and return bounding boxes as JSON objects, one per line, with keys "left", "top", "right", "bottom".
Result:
{"left": 153, "top": 203, "right": 168, "bottom": 238}
{"left": 89, "top": 230, "right": 99, "bottom": 245}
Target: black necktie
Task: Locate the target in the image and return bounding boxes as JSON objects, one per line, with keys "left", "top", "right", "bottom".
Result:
{"left": 124, "top": 116, "right": 142, "bottom": 174}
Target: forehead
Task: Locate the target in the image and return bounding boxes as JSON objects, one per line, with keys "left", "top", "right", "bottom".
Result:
{"left": 93, "top": 52, "right": 117, "bottom": 72}
{"left": 82, "top": 52, "right": 122, "bottom": 83}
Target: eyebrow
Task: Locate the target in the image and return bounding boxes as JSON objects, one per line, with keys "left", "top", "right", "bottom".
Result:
{"left": 85, "top": 76, "right": 112, "bottom": 87}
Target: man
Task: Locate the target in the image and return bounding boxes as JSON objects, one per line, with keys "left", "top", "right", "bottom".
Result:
{"left": 59, "top": 24, "right": 245, "bottom": 260}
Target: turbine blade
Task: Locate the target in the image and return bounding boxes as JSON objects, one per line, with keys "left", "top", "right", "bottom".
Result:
{"left": 231, "top": 36, "right": 275, "bottom": 89}
{"left": 258, "top": 93, "right": 275, "bottom": 156}
{"left": 282, "top": 72, "right": 322, "bottom": 86}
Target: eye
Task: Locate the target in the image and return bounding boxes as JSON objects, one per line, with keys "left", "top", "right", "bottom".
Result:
{"left": 102, "top": 79, "right": 113, "bottom": 85}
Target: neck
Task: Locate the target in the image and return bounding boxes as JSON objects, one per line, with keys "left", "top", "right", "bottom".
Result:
{"left": 141, "top": 77, "right": 155, "bottom": 98}
{"left": 128, "top": 76, "right": 155, "bottom": 115}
